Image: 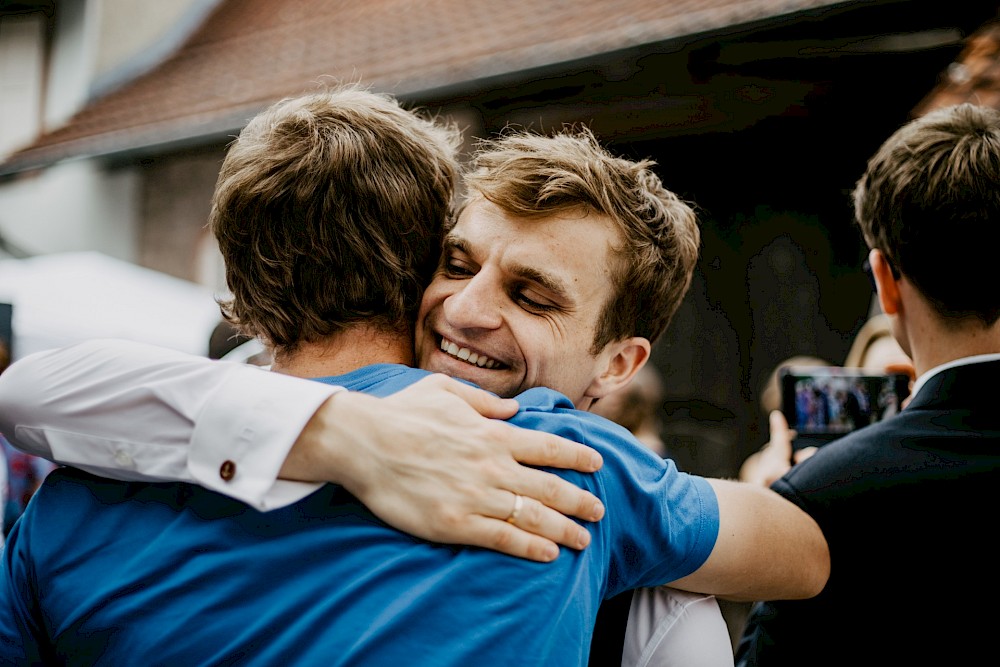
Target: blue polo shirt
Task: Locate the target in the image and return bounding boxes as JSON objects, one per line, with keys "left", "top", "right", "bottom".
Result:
{"left": 0, "top": 364, "right": 718, "bottom": 666}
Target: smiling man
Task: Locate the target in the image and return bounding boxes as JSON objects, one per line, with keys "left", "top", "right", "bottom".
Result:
{"left": 419, "top": 198, "right": 641, "bottom": 406}
{"left": 417, "top": 129, "right": 691, "bottom": 412}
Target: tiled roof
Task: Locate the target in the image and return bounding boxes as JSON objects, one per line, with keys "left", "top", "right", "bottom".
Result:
{"left": 912, "top": 17, "right": 1000, "bottom": 116}
{"left": 1, "top": 0, "right": 851, "bottom": 174}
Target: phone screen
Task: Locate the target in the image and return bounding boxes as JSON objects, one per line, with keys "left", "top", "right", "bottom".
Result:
{"left": 779, "top": 366, "right": 910, "bottom": 447}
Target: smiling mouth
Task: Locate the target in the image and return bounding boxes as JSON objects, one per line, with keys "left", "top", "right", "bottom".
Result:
{"left": 439, "top": 336, "right": 505, "bottom": 369}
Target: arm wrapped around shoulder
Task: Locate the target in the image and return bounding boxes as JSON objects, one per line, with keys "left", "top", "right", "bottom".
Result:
{"left": 669, "top": 479, "right": 829, "bottom": 602}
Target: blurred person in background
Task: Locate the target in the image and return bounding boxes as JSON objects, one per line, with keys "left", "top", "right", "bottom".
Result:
{"left": 590, "top": 364, "right": 667, "bottom": 458}
{"left": 0, "top": 337, "right": 56, "bottom": 542}
{"left": 208, "top": 319, "right": 271, "bottom": 366}
{"left": 207, "top": 319, "right": 253, "bottom": 360}
{"left": 0, "top": 338, "right": 7, "bottom": 544}
{"left": 735, "top": 103, "right": 1000, "bottom": 665}
{"left": 842, "top": 312, "right": 914, "bottom": 379}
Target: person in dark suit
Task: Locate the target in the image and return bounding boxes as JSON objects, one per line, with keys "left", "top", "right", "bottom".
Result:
{"left": 735, "top": 102, "right": 1000, "bottom": 665}
{"left": 839, "top": 383, "right": 865, "bottom": 430}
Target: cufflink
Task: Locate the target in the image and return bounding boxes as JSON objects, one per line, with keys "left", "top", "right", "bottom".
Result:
{"left": 219, "top": 460, "right": 237, "bottom": 481}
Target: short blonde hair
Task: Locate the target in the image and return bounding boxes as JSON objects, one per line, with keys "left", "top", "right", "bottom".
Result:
{"left": 463, "top": 127, "right": 700, "bottom": 352}
{"left": 843, "top": 314, "right": 894, "bottom": 369}
{"left": 853, "top": 103, "right": 1000, "bottom": 326}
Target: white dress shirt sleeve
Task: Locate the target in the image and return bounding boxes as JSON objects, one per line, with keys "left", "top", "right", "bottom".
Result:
{"left": 0, "top": 442, "right": 7, "bottom": 546}
{"left": 0, "top": 339, "right": 341, "bottom": 510}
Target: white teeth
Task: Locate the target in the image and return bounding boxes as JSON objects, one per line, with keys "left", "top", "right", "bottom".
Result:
{"left": 439, "top": 337, "right": 498, "bottom": 369}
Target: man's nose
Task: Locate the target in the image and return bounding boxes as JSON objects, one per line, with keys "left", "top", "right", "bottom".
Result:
{"left": 442, "top": 273, "right": 504, "bottom": 330}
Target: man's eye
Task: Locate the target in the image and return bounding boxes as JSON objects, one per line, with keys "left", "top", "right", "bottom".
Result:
{"left": 444, "top": 261, "right": 473, "bottom": 277}
{"left": 515, "top": 292, "right": 555, "bottom": 312}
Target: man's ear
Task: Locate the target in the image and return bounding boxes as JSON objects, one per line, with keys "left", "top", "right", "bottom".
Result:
{"left": 869, "top": 248, "right": 902, "bottom": 316}
{"left": 585, "top": 337, "right": 651, "bottom": 400}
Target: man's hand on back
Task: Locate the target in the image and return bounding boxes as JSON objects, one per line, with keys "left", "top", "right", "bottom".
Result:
{"left": 280, "top": 373, "right": 606, "bottom": 562}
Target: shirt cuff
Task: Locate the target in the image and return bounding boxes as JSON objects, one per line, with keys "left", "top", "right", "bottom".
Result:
{"left": 188, "top": 366, "right": 343, "bottom": 510}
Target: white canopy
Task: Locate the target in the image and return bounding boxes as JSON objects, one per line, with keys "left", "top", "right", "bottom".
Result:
{"left": 0, "top": 251, "right": 222, "bottom": 361}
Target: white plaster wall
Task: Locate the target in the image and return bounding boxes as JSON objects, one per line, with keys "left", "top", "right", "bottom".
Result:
{"left": 0, "top": 161, "right": 139, "bottom": 261}
{"left": 0, "top": 14, "right": 45, "bottom": 157}
{"left": 0, "top": 0, "right": 207, "bottom": 261}
{"left": 44, "top": 0, "right": 95, "bottom": 130}
{"left": 7, "top": 0, "right": 214, "bottom": 135}
{"left": 93, "top": 0, "right": 207, "bottom": 79}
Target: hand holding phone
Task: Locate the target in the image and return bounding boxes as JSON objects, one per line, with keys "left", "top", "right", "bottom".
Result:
{"left": 780, "top": 365, "right": 910, "bottom": 449}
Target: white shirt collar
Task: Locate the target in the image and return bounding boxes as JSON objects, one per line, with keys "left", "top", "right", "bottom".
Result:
{"left": 908, "top": 352, "right": 1000, "bottom": 400}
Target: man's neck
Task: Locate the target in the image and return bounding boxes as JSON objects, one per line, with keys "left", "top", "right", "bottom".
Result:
{"left": 896, "top": 287, "right": 1000, "bottom": 377}
{"left": 269, "top": 324, "right": 414, "bottom": 379}
{"left": 910, "top": 324, "right": 1000, "bottom": 377}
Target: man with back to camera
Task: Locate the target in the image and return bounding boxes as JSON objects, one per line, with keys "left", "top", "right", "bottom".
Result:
{"left": 735, "top": 103, "right": 1000, "bottom": 665}
{"left": 0, "top": 85, "right": 827, "bottom": 664}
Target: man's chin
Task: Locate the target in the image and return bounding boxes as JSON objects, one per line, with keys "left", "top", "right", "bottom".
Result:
{"left": 423, "top": 358, "right": 514, "bottom": 397}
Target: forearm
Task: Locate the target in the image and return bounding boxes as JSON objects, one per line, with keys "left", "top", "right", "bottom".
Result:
{"left": 670, "top": 479, "right": 829, "bottom": 602}
{"left": 0, "top": 339, "right": 336, "bottom": 508}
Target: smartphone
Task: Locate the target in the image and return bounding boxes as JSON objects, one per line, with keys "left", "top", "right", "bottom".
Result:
{"left": 779, "top": 366, "right": 910, "bottom": 448}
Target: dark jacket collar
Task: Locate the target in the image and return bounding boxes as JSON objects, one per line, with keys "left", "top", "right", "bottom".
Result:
{"left": 905, "top": 357, "right": 1000, "bottom": 411}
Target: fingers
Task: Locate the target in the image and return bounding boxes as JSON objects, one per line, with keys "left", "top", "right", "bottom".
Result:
{"left": 503, "top": 492, "right": 593, "bottom": 550}
{"left": 420, "top": 373, "right": 520, "bottom": 420}
{"left": 767, "top": 410, "right": 794, "bottom": 457}
{"left": 462, "top": 515, "right": 563, "bottom": 562}
{"left": 416, "top": 487, "right": 594, "bottom": 562}
{"left": 461, "top": 493, "right": 595, "bottom": 562}
{"left": 359, "top": 373, "right": 606, "bottom": 561}
{"left": 504, "top": 493, "right": 524, "bottom": 524}
{"left": 793, "top": 446, "right": 819, "bottom": 464}
{"left": 510, "top": 428, "right": 603, "bottom": 473}
{"left": 506, "top": 465, "right": 604, "bottom": 524}
{"left": 740, "top": 411, "right": 797, "bottom": 488}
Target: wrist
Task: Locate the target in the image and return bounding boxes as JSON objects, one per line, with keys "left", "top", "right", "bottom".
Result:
{"left": 279, "top": 391, "right": 371, "bottom": 487}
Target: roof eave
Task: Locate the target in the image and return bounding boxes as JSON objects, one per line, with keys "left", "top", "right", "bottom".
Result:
{"left": 0, "top": 106, "right": 266, "bottom": 178}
